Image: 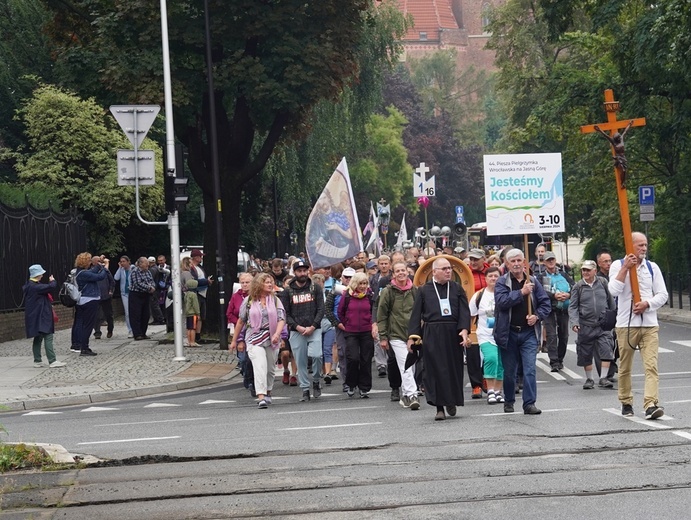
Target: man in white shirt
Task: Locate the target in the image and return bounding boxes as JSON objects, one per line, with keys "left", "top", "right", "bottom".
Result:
{"left": 608, "top": 232, "right": 668, "bottom": 420}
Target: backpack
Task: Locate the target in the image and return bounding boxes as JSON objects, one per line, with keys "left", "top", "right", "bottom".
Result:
{"left": 59, "top": 270, "right": 82, "bottom": 307}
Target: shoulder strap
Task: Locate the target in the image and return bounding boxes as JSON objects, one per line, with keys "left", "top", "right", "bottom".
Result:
{"left": 619, "top": 258, "right": 654, "bottom": 279}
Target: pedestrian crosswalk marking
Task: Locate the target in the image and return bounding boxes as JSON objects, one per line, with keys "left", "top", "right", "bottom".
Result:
{"left": 199, "top": 400, "right": 235, "bottom": 404}
{"left": 144, "top": 403, "right": 181, "bottom": 408}
{"left": 603, "top": 408, "right": 672, "bottom": 428}
{"left": 536, "top": 358, "right": 566, "bottom": 380}
{"left": 81, "top": 407, "right": 119, "bottom": 412}
{"left": 22, "top": 410, "right": 62, "bottom": 416}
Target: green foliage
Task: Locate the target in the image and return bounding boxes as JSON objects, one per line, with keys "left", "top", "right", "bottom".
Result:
{"left": 13, "top": 84, "right": 164, "bottom": 254}
{"left": 0, "top": 182, "right": 63, "bottom": 211}
{"left": 0, "top": 443, "right": 52, "bottom": 473}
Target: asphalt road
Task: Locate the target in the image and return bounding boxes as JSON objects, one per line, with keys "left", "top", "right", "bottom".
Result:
{"left": 2, "top": 322, "right": 691, "bottom": 518}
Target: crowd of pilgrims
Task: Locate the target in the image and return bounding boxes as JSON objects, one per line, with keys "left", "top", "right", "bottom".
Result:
{"left": 226, "top": 244, "right": 525, "bottom": 421}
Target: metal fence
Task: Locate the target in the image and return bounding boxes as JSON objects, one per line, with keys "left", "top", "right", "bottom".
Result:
{"left": 0, "top": 201, "right": 87, "bottom": 312}
{"left": 665, "top": 272, "right": 691, "bottom": 310}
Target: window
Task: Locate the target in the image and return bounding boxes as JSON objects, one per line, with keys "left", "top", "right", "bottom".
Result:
{"left": 419, "top": 32, "right": 428, "bottom": 41}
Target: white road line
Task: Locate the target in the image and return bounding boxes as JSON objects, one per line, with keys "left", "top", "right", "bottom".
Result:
{"left": 632, "top": 371, "right": 691, "bottom": 377}
{"left": 672, "top": 431, "right": 691, "bottom": 441}
{"left": 667, "top": 399, "right": 691, "bottom": 404}
{"left": 571, "top": 343, "right": 674, "bottom": 353}
{"left": 199, "top": 400, "right": 235, "bottom": 404}
{"left": 559, "top": 366, "right": 583, "bottom": 379}
{"left": 144, "top": 403, "right": 181, "bottom": 408}
{"left": 78, "top": 436, "right": 180, "bottom": 445}
{"left": 81, "top": 407, "right": 119, "bottom": 412}
{"left": 670, "top": 340, "right": 691, "bottom": 348}
{"left": 278, "top": 422, "right": 382, "bottom": 431}
{"left": 276, "top": 406, "right": 382, "bottom": 415}
{"left": 478, "top": 408, "right": 573, "bottom": 417}
{"left": 603, "top": 408, "right": 672, "bottom": 429}
{"left": 536, "top": 359, "right": 566, "bottom": 380}
{"left": 93, "top": 418, "right": 210, "bottom": 427}
{"left": 22, "top": 411, "right": 62, "bottom": 416}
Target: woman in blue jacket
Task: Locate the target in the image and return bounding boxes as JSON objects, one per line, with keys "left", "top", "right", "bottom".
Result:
{"left": 70, "top": 252, "right": 109, "bottom": 356}
{"left": 23, "top": 264, "right": 66, "bottom": 368}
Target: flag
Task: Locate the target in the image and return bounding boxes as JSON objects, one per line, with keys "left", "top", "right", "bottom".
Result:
{"left": 362, "top": 201, "right": 376, "bottom": 238}
{"left": 396, "top": 213, "right": 407, "bottom": 250}
{"left": 365, "top": 201, "right": 379, "bottom": 254}
{"left": 305, "top": 158, "right": 363, "bottom": 268}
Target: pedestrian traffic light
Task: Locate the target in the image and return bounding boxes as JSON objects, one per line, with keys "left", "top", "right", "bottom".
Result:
{"left": 164, "top": 171, "right": 189, "bottom": 213}
{"left": 164, "top": 144, "right": 189, "bottom": 214}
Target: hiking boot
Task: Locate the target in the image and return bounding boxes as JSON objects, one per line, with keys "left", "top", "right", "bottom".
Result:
{"left": 390, "top": 388, "right": 400, "bottom": 402}
{"left": 621, "top": 404, "right": 634, "bottom": 417}
{"left": 583, "top": 378, "right": 595, "bottom": 390}
{"left": 598, "top": 377, "right": 614, "bottom": 388}
{"left": 300, "top": 389, "right": 310, "bottom": 402}
{"left": 312, "top": 382, "right": 322, "bottom": 398}
{"left": 645, "top": 406, "right": 664, "bottom": 420}
{"left": 471, "top": 386, "right": 482, "bottom": 399}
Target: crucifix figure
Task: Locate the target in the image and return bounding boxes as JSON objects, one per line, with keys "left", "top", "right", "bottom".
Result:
{"left": 594, "top": 120, "right": 634, "bottom": 187}
{"left": 581, "top": 90, "right": 646, "bottom": 303}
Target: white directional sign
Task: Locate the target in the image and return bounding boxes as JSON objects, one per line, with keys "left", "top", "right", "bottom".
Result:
{"left": 413, "top": 162, "right": 435, "bottom": 197}
{"left": 117, "top": 150, "right": 156, "bottom": 186}
{"left": 110, "top": 105, "right": 160, "bottom": 148}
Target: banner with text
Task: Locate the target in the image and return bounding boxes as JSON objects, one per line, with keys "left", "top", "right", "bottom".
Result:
{"left": 483, "top": 153, "right": 564, "bottom": 236}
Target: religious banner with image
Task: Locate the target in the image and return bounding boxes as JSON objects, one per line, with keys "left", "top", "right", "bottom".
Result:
{"left": 305, "top": 157, "right": 363, "bottom": 268}
{"left": 482, "top": 153, "right": 564, "bottom": 236}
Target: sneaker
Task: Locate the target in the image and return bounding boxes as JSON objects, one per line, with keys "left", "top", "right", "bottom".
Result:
{"left": 70, "top": 346, "right": 81, "bottom": 353}
{"left": 80, "top": 350, "right": 97, "bottom": 356}
{"left": 378, "top": 367, "right": 387, "bottom": 378}
{"left": 33, "top": 362, "right": 44, "bottom": 368}
{"left": 471, "top": 386, "right": 482, "bottom": 399}
{"left": 300, "top": 389, "right": 311, "bottom": 402}
{"left": 329, "top": 370, "right": 338, "bottom": 380}
{"left": 487, "top": 391, "right": 497, "bottom": 405}
{"left": 435, "top": 410, "right": 446, "bottom": 421}
{"left": 324, "top": 374, "right": 332, "bottom": 385}
{"left": 343, "top": 385, "right": 350, "bottom": 393}
{"left": 409, "top": 395, "right": 420, "bottom": 410}
{"left": 558, "top": 362, "right": 564, "bottom": 370}
{"left": 645, "top": 406, "right": 664, "bottom": 420}
{"left": 264, "top": 395, "right": 272, "bottom": 405}
{"left": 550, "top": 364, "right": 560, "bottom": 372}
{"left": 583, "top": 378, "right": 595, "bottom": 390}
{"left": 504, "top": 403, "right": 514, "bottom": 413}
{"left": 282, "top": 371, "right": 290, "bottom": 385}
{"left": 621, "top": 404, "right": 634, "bottom": 417}
{"left": 289, "top": 376, "right": 298, "bottom": 386}
{"left": 49, "top": 361, "right": 66, "bottom": 368}
{"left": 399, "top": 395, "right": 411, "bottom": 408}
{"left": 359, "top": 390, "right": 370, "bottom": 399}
{"left": 524, "top": 404, "right": 542, "bottom": 415}
{"left": 312, "top": 382, "right": 322, "bottom": 398}
{"left": 258, "top": 399, "right": 268, "bottom": 409}
{"left": 94, "top": 333, "right": 102, "bottom": 339}
{"left": 598, "top": 377, "right": 614, "bottom": 388}
{"left": 446, "top": 405, "right": 457, "bottom": 417}
{"left": 347, "top": 388, "right": 355, "bottom": 398}
{"left": 390, "top": 388, "right": 400, "bottom": 402}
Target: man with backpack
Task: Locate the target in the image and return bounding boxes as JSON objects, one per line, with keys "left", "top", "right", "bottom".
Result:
{"left": 280, "top": 260, "right": 324, "bottom": 402}
{"left": 568, "top": 260, "right": 616, "bottom": 389}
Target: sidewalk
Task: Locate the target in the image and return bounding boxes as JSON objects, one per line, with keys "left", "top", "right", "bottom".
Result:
{"left": 1, "top": 307, "right": 689, "bottom": 412}
{"left": 0, "top": 319, "right": 237, "bottom": 412}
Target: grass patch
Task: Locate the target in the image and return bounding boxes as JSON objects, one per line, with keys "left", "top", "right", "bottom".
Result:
{"left": 0, "top": 443, "right": 53, "bottom": 473}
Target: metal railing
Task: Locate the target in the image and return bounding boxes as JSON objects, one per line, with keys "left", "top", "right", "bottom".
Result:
{"left": 665, "top": 272, "right": 691, "bottom": 310}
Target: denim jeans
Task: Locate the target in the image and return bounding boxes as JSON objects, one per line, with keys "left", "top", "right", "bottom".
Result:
{"left": 501, "top": 328, "right": 538, "bottom": 408}
{"left": 289, "top": 330, "right": 322, "bottom": 390}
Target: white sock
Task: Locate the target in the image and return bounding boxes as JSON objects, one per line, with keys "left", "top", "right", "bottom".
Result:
{"left": 585, "top": 369, "right": 592, "bottom": 379}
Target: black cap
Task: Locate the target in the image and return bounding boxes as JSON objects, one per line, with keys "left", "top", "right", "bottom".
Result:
{"left": 293, "top": 259, "right": 309, "bottom": 271}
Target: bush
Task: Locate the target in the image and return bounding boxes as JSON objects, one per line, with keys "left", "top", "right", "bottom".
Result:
{"left": 0, "top": 443, "right": 52, "bottom": 473}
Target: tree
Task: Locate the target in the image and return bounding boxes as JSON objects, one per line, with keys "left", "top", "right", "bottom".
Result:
{"left": 13, "top": 84, "right": 163, "bottom": 254}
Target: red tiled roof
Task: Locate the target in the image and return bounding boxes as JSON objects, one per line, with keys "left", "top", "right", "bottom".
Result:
{"left": 398, "top": 0, "right": 459, "bottom": 41}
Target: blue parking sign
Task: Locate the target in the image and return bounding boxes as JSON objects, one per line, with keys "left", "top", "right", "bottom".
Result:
{"left": 455, "top": 205, "right": 464, "bottom": 224}
{"left": 639, "top": 186, "right": 655, "bottom": 205}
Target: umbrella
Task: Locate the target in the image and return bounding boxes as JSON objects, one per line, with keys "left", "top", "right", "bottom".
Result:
{"left": 404, "top": 340, "right": 422, "bottom": 371}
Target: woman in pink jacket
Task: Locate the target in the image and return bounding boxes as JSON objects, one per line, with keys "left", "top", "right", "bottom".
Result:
{"left": 337, "top": 272, "right": 378, "bottom": 398}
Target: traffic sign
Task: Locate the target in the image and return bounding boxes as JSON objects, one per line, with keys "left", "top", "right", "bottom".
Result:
{"left": 638, "top": 185, "right": 655, "bottom": 205}
{"left": 110, "top": 105, "right": 160, "bottom": 148}
{"left": 640, "top": 212, "right": 655, "bottom": 222}
{"left": 117, "top": 150, "right": 156, "bottom": 186}
{"left": 455, "top": 205, "right": 465, "bottom": 224}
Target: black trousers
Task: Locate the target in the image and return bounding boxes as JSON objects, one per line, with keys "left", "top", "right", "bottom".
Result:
{"left": 465, "top": 343, "right": 484, "bottom": 388}
{"left": 94, "top": 298, "right": 114, "bottom": 335}
{"left": 345, "top": 332, "right": 374, "bottom": 393}
{"left": 149, "top": 291, "right": 165, "bottom": 323}
{"left": 129, "top": 291, "right": 150, "bottom": 337}
{"left": 72, "top": 300, "right": 100, "bottom": 351}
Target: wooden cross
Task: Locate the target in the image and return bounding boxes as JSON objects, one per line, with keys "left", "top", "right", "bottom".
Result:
{"left": 581, "top": 89, "right": 646, "bottom": 302}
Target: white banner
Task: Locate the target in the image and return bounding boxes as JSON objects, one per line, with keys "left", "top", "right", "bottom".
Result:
{"left": 483, "top": 153, "right": 564, "bottom": 236}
